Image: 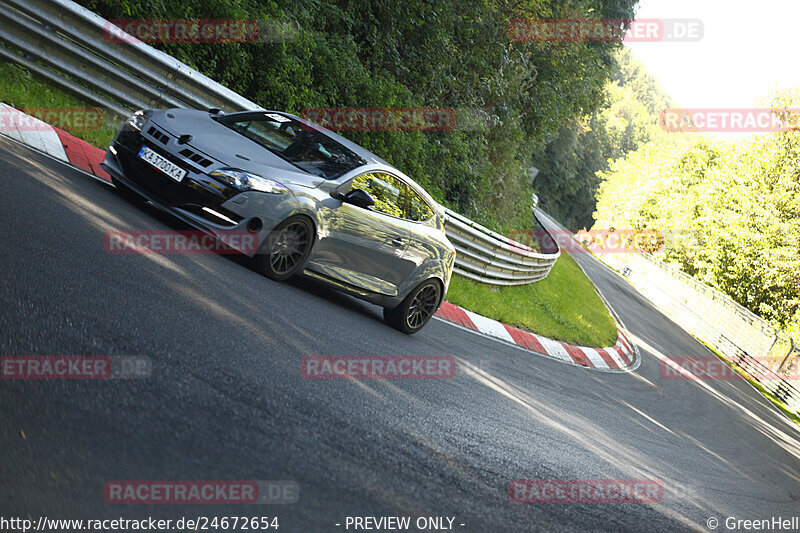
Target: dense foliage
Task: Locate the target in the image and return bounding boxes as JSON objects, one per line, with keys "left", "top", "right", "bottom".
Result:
{"left": 79, "top": 0, "right": 637, "bottom": 231}
{"left": 532, "top": 48, "right": 673, "bottom": 229}
{"left": 593, "top": 90, "right": 800, "bottom": 337}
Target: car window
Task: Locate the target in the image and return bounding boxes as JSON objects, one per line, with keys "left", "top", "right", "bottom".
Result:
{"left": 215, "top": 112, "right": 366, "bottom": 179}
{"left": 403, "top": 186, "right": 434, "bottom": 222}
{"left": 350, "top": 172, "right": 405, "bottom": 218}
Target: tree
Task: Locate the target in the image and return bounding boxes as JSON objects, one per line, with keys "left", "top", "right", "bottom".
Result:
{"left": 592, "top": 89, "right": 800, "bottom": 338}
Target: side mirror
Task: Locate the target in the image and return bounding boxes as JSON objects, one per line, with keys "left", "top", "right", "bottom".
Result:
{"left": 339, "top": 188, "right": 376, "bottom": 209}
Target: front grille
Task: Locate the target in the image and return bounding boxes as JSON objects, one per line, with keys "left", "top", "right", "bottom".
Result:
{"left": 114, "top": 128, "right": 240, "bottom": 223}
{"left": 178, "top": 148, "right": 213, "bottom": 168}
{"left": 116, "top": 144, "right": 218, "bottom": 203}
{"left": 117, "top": 146, "right": 199, "bottom": 204}
{"left": 142, "top": 124, "right": 215, "bottom": 169}
{"left": 141, "top": 140, "right": 204, "bottom": 175}
{"left": 146, "top": 126, "right": 169, "bottom": 145}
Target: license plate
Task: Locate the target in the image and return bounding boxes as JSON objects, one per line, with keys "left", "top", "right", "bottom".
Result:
{"left": 138, "top": 145, "right": 186, "bottom": 182}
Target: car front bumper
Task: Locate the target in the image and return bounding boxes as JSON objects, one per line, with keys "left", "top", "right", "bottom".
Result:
{"left": 101, "top": 123, "right": 298, "bottom": 256}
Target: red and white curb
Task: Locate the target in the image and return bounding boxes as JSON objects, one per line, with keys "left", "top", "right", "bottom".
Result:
{"left": 1, "top": 103, "right": 638, "bottom": 371}
{"left": 1, "top": 103, "right": 111, "bottom": 183}
{"left": 434, "top": 301, "right": 638, "bottom": 371}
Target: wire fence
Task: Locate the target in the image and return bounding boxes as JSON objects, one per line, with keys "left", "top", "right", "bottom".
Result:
{"left": 601, "top": 251, "right": 800, "bottom": 414}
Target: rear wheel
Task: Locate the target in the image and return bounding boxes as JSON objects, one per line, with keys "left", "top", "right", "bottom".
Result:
{"left": 254, "top": 216, "right": 314, "bottom": 281}
{"left": 384, "top": 279, "right": 442, "bottom": 334}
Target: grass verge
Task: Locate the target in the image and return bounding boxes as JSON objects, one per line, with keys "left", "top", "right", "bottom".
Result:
{"left": 445, "top": 252, "right": 619, "bottom": 347}
{"left": 0, "top": 61, "right": 118, "bottom": 148}
{"left": 695, "top": 339, "right": 800, "bottom": 427}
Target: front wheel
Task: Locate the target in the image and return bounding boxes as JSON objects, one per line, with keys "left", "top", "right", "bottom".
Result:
{"left": 254, "top": 216, "right": 314, "bottom": 281}
{"left": 384, "top": 279, "right": 442, "bottom": 334}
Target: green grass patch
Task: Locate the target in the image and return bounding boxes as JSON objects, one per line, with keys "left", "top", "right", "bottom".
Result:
{"left": 0, "top": 61, "right": 118, "bottom": 148}
{"left": 445, "top": 253, "right": 618, "bottom": 347}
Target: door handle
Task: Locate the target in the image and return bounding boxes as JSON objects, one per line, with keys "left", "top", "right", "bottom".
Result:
{"left": 391, "top": 237, "right": 404, "bottom": 247}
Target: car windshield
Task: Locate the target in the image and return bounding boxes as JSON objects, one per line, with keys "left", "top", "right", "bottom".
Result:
{"left": 215, "top": 112, "right": 366, "bottom": 179}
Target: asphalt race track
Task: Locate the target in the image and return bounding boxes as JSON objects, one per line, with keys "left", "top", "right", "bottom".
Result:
{"left": 2, "top": 135, "right": 799, "bottom": 532}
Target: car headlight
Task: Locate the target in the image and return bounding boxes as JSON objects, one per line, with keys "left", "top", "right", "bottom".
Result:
{"left": 209, "top": 168, "right": 289, "bottom": 194}
{"left": 125, "top": 110, "right": 148, "bottom": 131}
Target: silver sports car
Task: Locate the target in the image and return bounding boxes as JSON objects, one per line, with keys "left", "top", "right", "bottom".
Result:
{"left": 101, "top": 108, "right": 455, "bottom": 333}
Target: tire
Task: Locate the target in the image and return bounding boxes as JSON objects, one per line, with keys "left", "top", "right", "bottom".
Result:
{"left": 383, "top": 279, "right": 442, "bottom": 334}
{"left": 254, "top": 215, "right": 314, "bottom": 281}
{"left": 111, "top": 176, "right": 145, "bottom": 205}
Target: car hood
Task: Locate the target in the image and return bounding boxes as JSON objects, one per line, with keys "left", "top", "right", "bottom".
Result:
{"left": 149, "top": 109, "right": 325, "bottom": 189}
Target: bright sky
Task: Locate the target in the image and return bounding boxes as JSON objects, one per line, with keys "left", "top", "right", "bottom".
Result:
{"left": 625, "top": 0, "right": 800, "bottom": 109}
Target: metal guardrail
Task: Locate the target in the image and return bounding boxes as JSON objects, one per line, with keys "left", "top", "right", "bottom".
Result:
{"left": 599, "top": 251, "right": 800, "bottom": 414}
{"left": 445, "top": 209, "right": 559, "bottom": 285}
{"left": 0, "top": 0, "right": 560, "bottom": 285}
{"left": 0, "top": 0, "right": 261, "bottom": 117}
